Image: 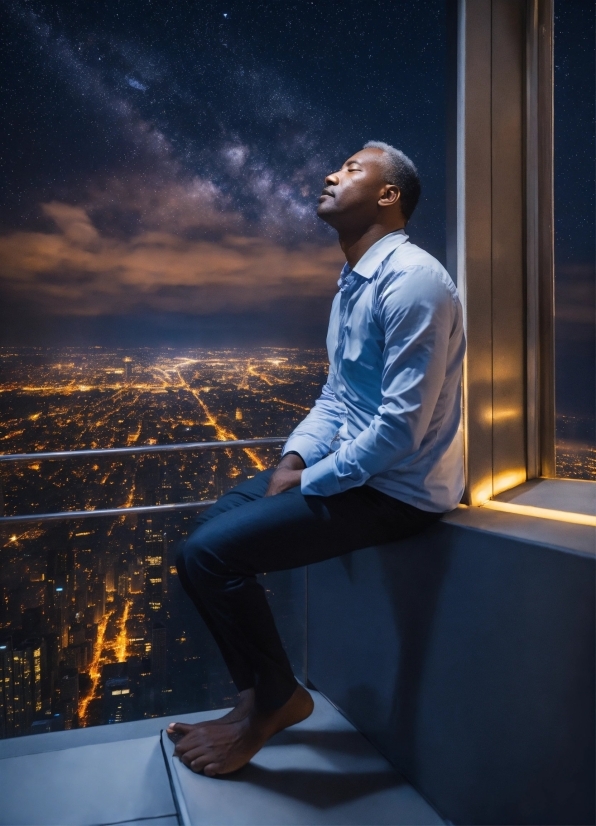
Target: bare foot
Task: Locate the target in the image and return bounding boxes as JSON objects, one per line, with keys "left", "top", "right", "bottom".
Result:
{"left": 166, "top": 689, "right": 255, "bottom": 743}
{"left": 170, "top": 684, "right": 314, "bottom": 776}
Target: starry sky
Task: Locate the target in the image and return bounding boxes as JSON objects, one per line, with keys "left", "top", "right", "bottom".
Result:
{"left": 554, "top": 1, "right": 595, "bottom": 425}
{"left": 0, "top": 0, "right": 446, "bottom": 348}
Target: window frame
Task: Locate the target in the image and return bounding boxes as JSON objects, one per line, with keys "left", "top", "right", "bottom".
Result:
{"left": 448, "top": 0, "right": 562, "bottom": 506}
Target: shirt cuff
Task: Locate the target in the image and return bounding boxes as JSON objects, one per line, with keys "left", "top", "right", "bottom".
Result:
{"left": 282, "top": 436, "right": 330, "bottom": 468}
{"left": 300, "top": 453, "right": 342, "bottom": 497}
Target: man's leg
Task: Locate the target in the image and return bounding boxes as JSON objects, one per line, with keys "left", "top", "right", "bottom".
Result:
{"left": 169, "top": 469, "right": 441, "bottom": 775}
{"left": 175, "top": 471, "right": 276, "bottom": 697}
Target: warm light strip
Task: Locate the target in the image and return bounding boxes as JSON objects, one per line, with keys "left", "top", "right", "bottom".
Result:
{"left": 483, "top": 500, "right": 596, "bottom": 527}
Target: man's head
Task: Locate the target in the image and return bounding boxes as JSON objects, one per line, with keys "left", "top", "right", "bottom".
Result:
{"left": 316, "top": 142, "right": 420, "bottom": 235}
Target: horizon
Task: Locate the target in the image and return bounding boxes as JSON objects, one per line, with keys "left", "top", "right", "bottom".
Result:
{"left": 0, "top": 345, "right": 593, "bottom": 482}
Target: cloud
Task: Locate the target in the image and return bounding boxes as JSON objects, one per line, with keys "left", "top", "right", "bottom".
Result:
{"left": 0, "top": 193, "right": 343, "bottom": 318}
{"left": 86, "top": 175, "right": 244, "bottom": 235}
{"left": 556, "top": 264, "right": 595, "bottom": 327}
{"left": 1, "top": 5, "right": 346, "bottom": 328}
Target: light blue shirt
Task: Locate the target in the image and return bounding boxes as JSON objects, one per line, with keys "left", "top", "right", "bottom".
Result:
{"left": 282, "top": 229, "right": 466, "bottom": 512}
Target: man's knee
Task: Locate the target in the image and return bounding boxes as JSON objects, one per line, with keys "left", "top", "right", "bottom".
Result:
{"left": 180, "top": 522, "right": 236, "bottom": 591}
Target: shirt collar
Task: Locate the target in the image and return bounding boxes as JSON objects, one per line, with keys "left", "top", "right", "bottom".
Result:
{"left": 350, "top": 228, "right": 409, "bottom": 280}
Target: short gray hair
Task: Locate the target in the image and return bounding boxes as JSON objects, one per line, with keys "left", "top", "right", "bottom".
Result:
{"left": 363, "top": 141, "right": 421, "bottom": 221}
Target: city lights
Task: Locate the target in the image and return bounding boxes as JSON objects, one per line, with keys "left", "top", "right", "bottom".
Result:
{"left": 0, "top": 345, "right": 592, "bottom": 740}
{"left": 0, "top": 346, "right": 326, "bottom": 738}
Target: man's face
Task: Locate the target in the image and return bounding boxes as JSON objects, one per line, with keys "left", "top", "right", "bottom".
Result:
{"left": 316, "top": 147, "right": 392, "bottom": 231}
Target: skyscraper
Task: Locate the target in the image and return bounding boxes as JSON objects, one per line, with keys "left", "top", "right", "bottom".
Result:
{"left": 143, "top": 516, "right": 166, "bottom": 614}
{"left": 103, "top": 677, "right": 134, "bottom": 724}
{"left": 128, "top": 558, "right": 144, "bottom": 594}
{"left": 0, "top": 641, "right": 14, "bottom": 738}
{"left": 56, "top": 667, "right": 79, "bottom": 730}
{"left": 123, "top": 357, "right": 132, "bottom": 384}
{"left": 0, "top": 638, "right": 43, "bottom": 737}
{"left": 89, "top": 582, "right": 106, "bottom": 625}
{"left": 46, "top": 544, "right": 74, "bottom": 652}
{"left": 151, "top": 622, "right": 166, "bottom": 684}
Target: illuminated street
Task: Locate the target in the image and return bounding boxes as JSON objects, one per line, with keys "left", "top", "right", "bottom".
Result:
{"left": 0, "top": 345, "right": 593, "bottom": 737}
{"left": 0, "top": 346, "right": 327, "bottom": 733}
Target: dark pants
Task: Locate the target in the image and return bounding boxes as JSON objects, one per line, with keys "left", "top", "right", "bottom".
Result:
{"left": 176, "top": 468, "right": 443, "bottom": 712}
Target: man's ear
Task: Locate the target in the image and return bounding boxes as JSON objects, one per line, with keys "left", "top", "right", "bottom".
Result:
{"left": 378, "top": 185, "right": 400, "bottom": 207}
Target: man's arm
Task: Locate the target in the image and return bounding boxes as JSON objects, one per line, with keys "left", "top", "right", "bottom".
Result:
{"left": 300, "top": 266, "right": 458, "bottom": 496}
{"left": 279, "top": 367, "right": 346, "bottom": 466}
{"left": 265, "top": 366, "right": 346, "bottom": 496}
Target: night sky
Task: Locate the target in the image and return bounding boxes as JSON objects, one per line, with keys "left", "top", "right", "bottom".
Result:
{"left": 554, "top": 1, "right": 595, "bottom": 425}
{"left": 0, "top": 1, "right": 593, "bottom": 432}
{"left": 0, "top": 0, "right": 446, "bottom": 348}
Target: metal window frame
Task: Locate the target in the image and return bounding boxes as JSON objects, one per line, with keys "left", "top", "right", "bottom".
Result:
{"left": 448, "top": 0, "right": 555, "bottom": 505}
{"left": 526, "top": 0, "right": 555, "bottom": 478}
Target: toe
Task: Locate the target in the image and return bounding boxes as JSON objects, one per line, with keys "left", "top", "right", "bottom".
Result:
{"left": 189, "top": 754, "right": 212, "bottom": 774}
{"left": 168, "top": 722, "right": 191, "bottom": 733}
{"left": 203, "top": 762, "right": 222, "bottom": 777}
{"left": 180, "top": 745, "right": 208, "bottom": 766}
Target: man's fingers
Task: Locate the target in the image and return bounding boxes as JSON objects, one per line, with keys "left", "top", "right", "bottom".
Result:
{"left": 263, "top": 466, "right": 301, "bottom": 497}
{"left": 264, "top": 471, "right": 282, "bottom": 497}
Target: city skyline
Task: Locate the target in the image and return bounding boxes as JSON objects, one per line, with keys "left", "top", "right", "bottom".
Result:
{"left": 0, "top": 342, "right": 593, "bottom": 740}
{"left": 0, "top": 345, "right": 322, "bottom": 738}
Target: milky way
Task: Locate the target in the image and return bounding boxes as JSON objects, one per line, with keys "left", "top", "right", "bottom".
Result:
{"left": 0, "top": 0, "right": 447, "bottom": 346}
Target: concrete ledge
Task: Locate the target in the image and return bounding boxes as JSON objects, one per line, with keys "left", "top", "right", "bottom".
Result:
{"left": 0, "top": 707, "right": 228, "bottom": 761}
{"left": 162, "top": 691, "right": 445, "bottom": 826}
{"left": 443, "top": 504, "right": 595, "bottom": 557}
{"left": 307, "top": 514, "right": 595, "bottom": 825}
{"left": 0, "top": 735, "right": 176, "bottom": 826}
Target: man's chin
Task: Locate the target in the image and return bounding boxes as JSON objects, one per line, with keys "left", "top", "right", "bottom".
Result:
{"left": 316, "top": 203, "right": 338, "bottom": 223}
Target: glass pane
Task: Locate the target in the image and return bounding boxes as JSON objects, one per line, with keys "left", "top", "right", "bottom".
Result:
{"left": 554, "top": 2, "right": 596, "bottom": 480}
{"left": 0, "top": 512, "right": 305, "bottom": 737}
{"left": 0, "top": 0, "right": 447, "bottom": 740}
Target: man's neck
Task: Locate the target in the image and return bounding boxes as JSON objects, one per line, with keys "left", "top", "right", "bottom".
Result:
{"left": 339, "top": 224, "right": 405, "bottom": 269}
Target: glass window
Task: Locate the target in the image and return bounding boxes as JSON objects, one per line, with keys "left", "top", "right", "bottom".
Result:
{"left": 554, "top": 1, "right": 596, "bottom": 480}
{"left": 0, "top": 508, "right": 304, "bottom": 736}
{"left": 0, "top": 0, "right": 447, "bottom": 737}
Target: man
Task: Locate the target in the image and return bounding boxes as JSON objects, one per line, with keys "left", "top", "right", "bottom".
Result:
{"left": 167, "top": 141, "right": 466, "bottom": 776}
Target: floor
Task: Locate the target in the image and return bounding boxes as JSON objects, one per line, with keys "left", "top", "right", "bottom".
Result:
{"left": 0, "top": 691, "right": 445, "bottom": 826}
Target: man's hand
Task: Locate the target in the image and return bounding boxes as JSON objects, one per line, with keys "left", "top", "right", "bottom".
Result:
{"left": 265, "top": 452, "right": 305, "bottom": 497}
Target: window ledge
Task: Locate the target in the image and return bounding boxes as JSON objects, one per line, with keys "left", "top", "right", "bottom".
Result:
{"left": 443, "top": 500, "right": 595, "bottom": 558}
{"left": 492, "top": 477, "right": 595, "bottom": 516}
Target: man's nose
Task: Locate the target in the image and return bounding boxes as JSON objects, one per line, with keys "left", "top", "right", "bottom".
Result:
{"left": 325, "top": 171, "right": 340, "bottom": 186}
